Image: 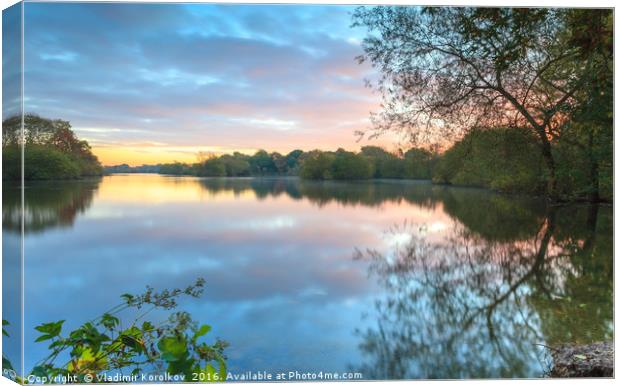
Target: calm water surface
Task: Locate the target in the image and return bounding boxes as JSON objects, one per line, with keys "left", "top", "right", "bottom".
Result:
{"left": 2, "top": 174, "right": 613, "bottom": 379}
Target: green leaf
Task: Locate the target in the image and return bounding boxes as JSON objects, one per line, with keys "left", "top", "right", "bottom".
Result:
{"left": 166, "top": 356, "right": 194, "bottom": 377}
{"left": 205, "top": 364, "right": 217, "bottom": 382}
{"left": 121, "top": 335, "right": 144, "bottom": 353}
{"left": 48, "top": 340, "right": 66, "bottom": 349}
{"left": 100, "top": 313, "right": 120, "bottom": 330}
{"left": 2, "top": 320, "right": 9, "bottom": 337}
{"left": 573, "top": 354, "right": 587, "bottom": 360}
{"left": 142, "top": 321, "right": 155, "bottom": 332}
{"left": 121, "top": 293, "right": 135, "bottom": 304}
{"left": 218, "top": 358, "right": 227, "bottom": 381}
{"left": 158, "top": 336, "right": 188, "bottom": 362}
{"left": 35, "top": 320, "right": 64, "bottom": 337}
{"left": 193, "top": 325, "right": 211, "bottom": 342}
{"left": 3, "top": 356, "right": 14, "bottom": 371}
{"left": 31, "top": 366, "right": 48, "bottom": 377}
{"left": 35, "top": 334, "right": 55, "bottom": 343}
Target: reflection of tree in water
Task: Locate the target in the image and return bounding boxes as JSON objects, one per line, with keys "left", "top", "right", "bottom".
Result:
{"left": 529, "top": 205, "right": 613, "bottom": 346}
{"left": 2, "top": 178, "right": 101, "bottom": 233}
{"left": 352, "top": 204, "right": 612, "bottom": 379}
{"left": 196, "top": 177, "right": 302, "bottom": 201}
{"left": 196, "top": 177, "right": 448, "bottom": 209}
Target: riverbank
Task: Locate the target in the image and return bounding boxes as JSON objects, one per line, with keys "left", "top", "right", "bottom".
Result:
{"left": 550, "top": 342, "right": 613, "bottom": 377}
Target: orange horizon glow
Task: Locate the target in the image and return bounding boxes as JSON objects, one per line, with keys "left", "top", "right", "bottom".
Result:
{"left": 92, "top": 137, "right": 409, "bottom": 167}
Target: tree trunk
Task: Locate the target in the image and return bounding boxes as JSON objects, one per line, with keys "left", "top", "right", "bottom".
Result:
{"left": 589, "top": 159, "right": 600, "bottom": 202}
{"left": 540, "top": 138, "right": 560, "bottom": 202}
{"left": 587, "top": 132, "right": 601, "bottom": 202}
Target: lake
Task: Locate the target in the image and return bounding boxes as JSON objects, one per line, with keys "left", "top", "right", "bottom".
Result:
{"left": 2, "top": 174, "right": 613, "bottom": 379}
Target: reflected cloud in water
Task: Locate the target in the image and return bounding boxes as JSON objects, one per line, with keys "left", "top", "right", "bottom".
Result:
{"left": 7, "top": 174, "right": 612, "bottom": 378}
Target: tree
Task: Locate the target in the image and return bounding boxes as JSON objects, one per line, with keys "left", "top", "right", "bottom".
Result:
{"left": 219, "top": 154, "right": 250, "bottom": 176}
{"left": 554, "top": 10, "right": 613, "bottom": 202}
{"left": 270, "top": 152, "right": 288, "bottom": 175}
{"left": 299, "top": 151, "right": 336, "bottom": 180}
{"left": 360, "top": 146, "right": 403, "bottom": 178}
{"left": 432, "top": 128, "right": 546, "bottom": 193}
{"left": 249, "top": 150, "right": 276, "bottom": 175}
{"left": 332, "top": 149, "right": 374, "bottom": 180}
{"left": 285, "top": 149, "right": 304, "bottom": 171}
{"left": 2, "top": 114, "right": 102, "bottom": 179}
{"left": 352, "top": 7, "right": 612, "bottom": 201}
{"left": 199, "top": 158, "right": 226, "bottom": 177}
{"left": 403, "top": 148, "right": 436, "bottom": 180}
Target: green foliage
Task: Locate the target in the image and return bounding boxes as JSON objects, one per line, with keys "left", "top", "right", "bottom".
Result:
{"left": 360, "top": 146, "right": 403, "bottom": 178}
{"left": 297, "top": 147, "right": 439, "bottom": 181}
{"left": 403, "top": 148, "right": 436, "bottom": 180}
{"left": 285, "top": 150, "right": 304, "bottom": 172}
{"left": 433, "top": 125, "right": 611, "bottom": 201}
{"left": 159, "top": 162, "right": 195, "bottom": 175}
{"left": 299, "top": 151, "right": 336, "bottom": 180}
{"left": 353, "top": 7, "right": 612, "bottom": 202}
{"left": 3, "top": 145, "right": 85, "bottom": 180}
{"left": 331, "top": 149, "right": 374, "bottom": 180}
{"left": 3, "top": 279, "right": 227, "bottom": 383}
{"left": 153, "top": 149, "right": 308, "bottom": 178}
{"left": 199, "top": 158, "right": 226, "bottom": 177}
{"left": 219, "top": 154, "right": 250, "bottom": 177}
{"left": 248, "top": 150, "right": 276, "bottom": 175}
{"left": 434, "top": 128, "right": 546, "bottom": 195}
{"left": 2, "top": 320, "right": 14, "bottom": 373}
{"left": 2, "top": 145, "right": 21, "bottom": 180}
{"left": 2, "top": 114, "right": 103, "bottom": 180}
{"left": 110, "top": 146, "right": 438, "bottom": 182}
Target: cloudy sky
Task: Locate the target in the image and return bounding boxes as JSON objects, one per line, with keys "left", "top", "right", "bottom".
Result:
{"left": 20, "top": 3, "right": 398, "bottom": 165}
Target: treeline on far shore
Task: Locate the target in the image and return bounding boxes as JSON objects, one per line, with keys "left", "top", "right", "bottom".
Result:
{"left": 106, "top": 125, "right": 612, "bottom": 202}
{"left": 105, "top": 146, "right": 436, "bottom": 181}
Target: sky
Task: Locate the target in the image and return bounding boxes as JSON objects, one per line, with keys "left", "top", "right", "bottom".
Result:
{"left": 18, "top": 2, "right": 399, "bottom": 166}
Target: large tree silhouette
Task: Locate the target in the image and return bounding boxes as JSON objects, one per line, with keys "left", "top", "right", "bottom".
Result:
{"left": 352, "top": 7, "right": 612, "bottom": 201}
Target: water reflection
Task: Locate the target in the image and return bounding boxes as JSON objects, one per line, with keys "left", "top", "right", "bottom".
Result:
{"left": 352, "top": 205, "right": 612, "bottom": 379}
{"left": 6, "top": 174, "right": 612, "bottom": 379}
{"left": 3, "top": 178, "right": 101, "bottom": 233}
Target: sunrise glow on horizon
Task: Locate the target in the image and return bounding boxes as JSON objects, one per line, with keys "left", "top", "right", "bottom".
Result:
{"left": 13, "top": 3, "right": 409, "bottom": 166}
{"left": 90, "top": 141, "right": 402, "bottom": 167}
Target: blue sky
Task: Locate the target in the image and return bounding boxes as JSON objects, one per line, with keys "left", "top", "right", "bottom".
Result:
{"left": 19, "top": 2, "right": 393, "bottom": 165}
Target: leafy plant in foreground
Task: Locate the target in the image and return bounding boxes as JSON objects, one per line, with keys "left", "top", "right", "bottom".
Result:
{"left": 4, "top": 278, "right": 227, "bottom": 383}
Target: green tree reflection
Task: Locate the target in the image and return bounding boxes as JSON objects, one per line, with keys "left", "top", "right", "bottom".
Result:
{"left": 2, "top": 179, "right": 101, "bottom": 234}
{"left": 352, "top": 205, "right": 612, "bottom": 379}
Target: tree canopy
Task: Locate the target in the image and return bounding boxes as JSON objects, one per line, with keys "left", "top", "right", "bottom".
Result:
{"left": 2, "top": 114, "right": 103, "bottom": 180}
{"left": 352, "top": 7, "right": 612, "bottom": 200}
